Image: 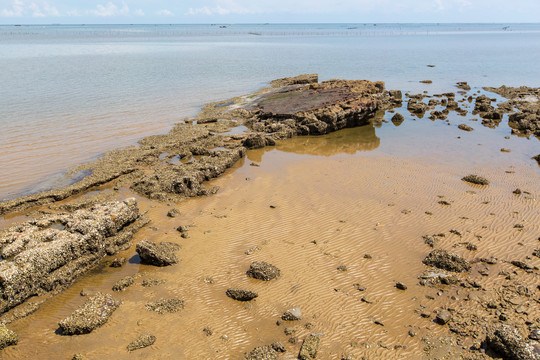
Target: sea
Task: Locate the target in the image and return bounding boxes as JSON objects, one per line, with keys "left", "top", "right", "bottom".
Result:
{"left": 1, "top": 23, "right": 539, "bottom": 201}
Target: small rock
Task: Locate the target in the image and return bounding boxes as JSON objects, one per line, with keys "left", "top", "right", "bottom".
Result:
{"left": 142, "top": 278, "right": 165, "bottom": 287}
{"left": 203, "top": 327, "right": 213, "bottom": 336}
{"left": 408, "top": 329, "right": 416, "bottom": 337}
{"left": 0, "top": 324, "right": 18, "bottom": 350}
{"left": 246, "top": 261, "right": 281, "bottom": 281}
{"left": 127, "top": 334, "right": 156, "bottom": 351}
{"left": 136, "top": 240, "right": 180, "bottom": 267}
{"left": 461, "top": 174, "right": 489, "bottom": 185}
{"left": 420, "top": 80, "right": 433, "bottom": 84}
{"left": 244, "top": 345, "right": 278, "bottom": 360}
{"left": 145, "top": 298, "right": 184, "bottom": 314}
{"left": 298, "top": 334, "right": 321, "bottom": 360}
{"left": 59, "top": 293, "right": 121, "bottom": 335}
{"left": 500, "top": 148, "right": 511, "bottom": 153}
{"left": 112, "top": 275, "right": 135, "bottom": 292}
{"left": 513, "top": 188, "right": 522, "bottom": 195}
{"left": 282, "top": 307, "right": 303, "bottom": 321}
{"left": 395, "top": 282, "right": 408, "bottom": 290}
{"left": 436, "top": 310, "right": 452, "bottom": 325}
{"left": 364, "top": 254, "right": 372, "bottom": 259}
{"left": 458, "top": 124, "right": 474, "bottom": 132}
{"left": 109, "top": 257, "right": 127, "bottom": 268}
{"left": 284, "top": 327, "right": 297, "bottom": 336}
{"left": 423, "top": 249, "right": 471, "bottom": 272}
{"left": 271, "top": 342, "right": 286, "bottom": 353}
{"left": 72, "top": 354, "right": 84, "bottom": 360}
{"left": 337, "top": 265, "right": 347, "bottom": 272}
{"left": 167, "top": 208, "right": 181, "bottom": 218}
{"left": 226, "top": 288, "right": 258, "bottom": 301}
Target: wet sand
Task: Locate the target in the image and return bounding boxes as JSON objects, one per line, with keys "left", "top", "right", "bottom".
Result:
{"left": 0, "top": 78, "right": 539, "bottom": 359}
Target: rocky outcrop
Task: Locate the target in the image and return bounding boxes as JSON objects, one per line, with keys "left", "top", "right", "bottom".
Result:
{"left": 0, "top": 199, "right": 143, "bottom": 315}
{"left": 136, "top": 240, "right": 180, "bottom": 267}
{"left": 246, "top": 261, "right": 281, "bottom": 281}
{"left": 298, "top": 334, "right": 321, "bottom": 360}
{"left": 485, "top": 325, "right": 540, "bottom": 360}
{"left": 423, "top": 250, "right": 471, "bottom": 272}
{"left": 59, "top": 292, "right": 121, "bottom": 335}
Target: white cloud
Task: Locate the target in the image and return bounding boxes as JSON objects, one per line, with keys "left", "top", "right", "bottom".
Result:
{"left": 157, "top": 9, "right": 174, "bottom": 17}
{"left": 133, "top": 8, "right": 144, "bottom": 16}
{"left": 91, "top": 1, "right": 130, "bottom": 17}
{"left": 1, "top": 0, "right": 58, "bottom": 17}
{"left": 186, "top": 0, "right": 254, "bottom": 16}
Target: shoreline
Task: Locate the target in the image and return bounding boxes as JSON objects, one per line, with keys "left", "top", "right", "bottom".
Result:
{"left": 0, "top": 74, "right": 539, "bottom": 359}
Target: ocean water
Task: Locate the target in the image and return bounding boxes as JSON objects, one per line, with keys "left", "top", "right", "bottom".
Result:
{"left": 1, "top": 23, "right": 540, "bottom": 200}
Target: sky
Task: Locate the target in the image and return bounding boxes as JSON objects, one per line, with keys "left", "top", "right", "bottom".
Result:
{"left": 1, "top": 0, "right": 539, "bottom": 24}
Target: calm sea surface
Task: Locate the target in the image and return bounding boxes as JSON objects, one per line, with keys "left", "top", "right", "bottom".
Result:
{"left": 1, "top": 23, "right": 539, "bottom": 200}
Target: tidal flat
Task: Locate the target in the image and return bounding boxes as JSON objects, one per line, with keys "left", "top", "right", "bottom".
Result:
{"left": 0, "top": 75, "right": 539, "bottom": 359}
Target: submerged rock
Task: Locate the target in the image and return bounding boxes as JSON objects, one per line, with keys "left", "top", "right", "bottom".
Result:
{"left": 59, "top": 292, "right": 121, "bottom": 335}
{"left": 226, "top": 288, "right": 258, "bottom": 301}
{"left": 145, "top": 298, "right": 184, "bottom": 314}
{"left": 485, "top": 325, "right": 540, "bottom": 360}
{"left": 299, "top": 334, "right": 321, "bottom": 360}
{"left": 112, "top": 275, "right": 135, "bottom": 292}
{"left": 246, "top": 261, "right": 281, "bottom": 281}
{"left": 136, "top": 240, "right": 180, "bottom": 266}
{"left": 127, "top": 334, "right": 156, "bottom": 351}
{"left": 423, "top": 249, "right": 471, "bottom": 272}
{"left": 458, "top": 124, "right": 474, "bottom": 132}
{"left": 461, "top": 174, "right": 490, "bottom": 185}
{"left": 533, "top": 154, "right": 540, "bottom": 165}
{"left": 0, "top": 324, "right": 18, "bottom": 350}
{"left": 391, "top": 113, "right": 404, "bottom": 126}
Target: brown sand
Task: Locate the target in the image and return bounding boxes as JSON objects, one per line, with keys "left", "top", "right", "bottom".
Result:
{"left": 2, "top": 128, "right": 538, "bottom": 359}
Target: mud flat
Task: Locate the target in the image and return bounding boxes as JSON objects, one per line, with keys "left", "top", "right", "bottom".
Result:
{"left": 0, "top": 75, "right": 539, "bottom": 359}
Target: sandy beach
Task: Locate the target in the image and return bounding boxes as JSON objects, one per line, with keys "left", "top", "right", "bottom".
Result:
{"left": 0, "top": 75, "right": 539, "bottom": 359}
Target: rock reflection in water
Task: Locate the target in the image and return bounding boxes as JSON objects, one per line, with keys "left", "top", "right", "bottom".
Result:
{"left": 274, "top": 124, "right": 380, "bottom": 156}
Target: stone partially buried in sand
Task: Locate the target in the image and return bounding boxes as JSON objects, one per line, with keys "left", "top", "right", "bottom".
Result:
{"left": 127, "top": 334, "right": 156, "bottom": 351}
{"left": 136, "top": 240, "right": 180, "bottom": 266}
{"left": 298, "top": 334, "right": 321, "bottom": 360}
{"left": 59, "top": 292, "right": 121, "bottom": 335}
{"left": 244, "top": 345, "right": 278, "bottom": 360}
{"left": 246, "top": 261, "right": 281, "bottom": 281}
{"left": 226, "top": 288, "right": 259, "bottom": 301}
{"left": 461, "top": 174, "right": 490, "bottom": 186}
{"left": 145, "top": 298, "right": 184, "bottom": 314}
{"left": 423, "top": 249, "right": 471, "bottom": 273}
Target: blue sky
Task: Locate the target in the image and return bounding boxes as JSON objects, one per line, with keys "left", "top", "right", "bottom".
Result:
{"left": 1, "top": 0, "right": 539, "bottom": 24}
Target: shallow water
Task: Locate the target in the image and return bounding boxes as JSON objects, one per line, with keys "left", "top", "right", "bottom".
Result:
{"left": 2, "top": 23, "right": 540, "bottom": 200}
{"left": 1, "top": 89, "right": 538, "bottom": 358}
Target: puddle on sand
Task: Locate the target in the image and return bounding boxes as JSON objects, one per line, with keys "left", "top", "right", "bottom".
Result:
{"left": 221, "top": 125, "right": 248, "bottom": 136}
{"left": 2, "top": 92, "right": 539, "bottom": 360}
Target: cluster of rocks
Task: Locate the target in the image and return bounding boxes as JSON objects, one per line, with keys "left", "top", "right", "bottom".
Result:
{"left": 0, "top": 199, "right": 144, "bottom": 319}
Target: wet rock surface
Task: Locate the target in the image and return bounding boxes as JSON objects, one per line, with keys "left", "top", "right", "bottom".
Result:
{"left": 246, "top": 261, "right": 281, "bottom": 281}
{"left": 298, "top": 334, "right": 321, "bottom": 360}
{"left": 0, "top": 324, "right": 18, "bottom": 350}
{"left": 127, "top": 334, "right": 156, "bottom": 351}
{"left": 226, "top": 288, "right": 259, "bottom": 301}
{"left": 136, "top": 240, "right": 180, "bottom": 266}
{"left": 461, "top": 174, "right": 490, "bottom": 186}
{"left": 485, "top": 325, "right": 540, "bottom": 360}
{"left": 145, "top": 298, "right": 184, "bottom": 314}
{"left": 58, "top": 293, "right": 121, "bottom": 335}
{"left": 423, "top": 249, "right": 471, "bottom": 272}
{"left": 0, "top": 199, "right": 142, "bottom": 315}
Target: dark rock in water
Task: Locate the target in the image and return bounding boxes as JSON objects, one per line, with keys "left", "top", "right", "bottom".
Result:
{"left": 485, "top": 325, "right": 540, "bottom": 360}
{"left": 513, "top": 188, "right": 522, "bottom": 195}
{"left": 298, "top": 334, "right": 321, "bottom": 360}
{"left": 244, "top": 345, "right": 278, "bottom": 360}
{"left": 456, "top": 82, "right": 471, "bottom": 91}
{"left": 389, "top": 89, "right": 402, "bottom": 100}
{"left": 112, "top": 275, "right": 135, "bottom": 291}
{"left": 246, "top": 261, "right": 281, "bottom": 281}
{"left": 109, "top": 257, "right": 127, "bottom": 268}
{"left": 136, "top": 240, "right": 180, "bottom": 266}
{"left": 395, "top": 282, "right": 407, "bottom": 290}
{"left": 282, "top": 307, "right": 303, "bottom": 321}
{"left": 145, "top": 298, "right": 184, "bottom": 314}
{"left": 391, "top": 113, "right": 404, "bottom": 126}
{"left": 226, "top": 288, "right": 258, "bottom": 301}
{"left": 59, "top": 292, "right": 121, "bottom": 335}
{"left": 436, "top": 310, "right": 452, "bottom": 325}
{"left": 0, "top": 324, "right": 18, "bottom": 350}
{"left": 407, "top": 100, "right": 428, "bottom": 115}
{"left": 461, "top": 174, "right": 489, "bottom": 185}
{"left": 501, "top": 148, "right": 511, "bottom": 153}
{"left": 420, "top": 80, "right": 433, "bottom": 84}
{"left": 458, "top": 124, "right": 474, "bottom": 132}
{"left": 127, "top": 334, "right": 156, "bottom": 351}
{"left": 0, "top": 199, "right": 142, "bottom": 316}
{"left": 533, "top": 154, "right": 540, "bottom": 165}
{"left": 423, "top": 249, "right": 471, "bottom": 272}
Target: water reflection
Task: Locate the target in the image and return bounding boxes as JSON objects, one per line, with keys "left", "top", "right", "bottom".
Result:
{"left": 275, "top": 124, "right": 380, "bottom": 156}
